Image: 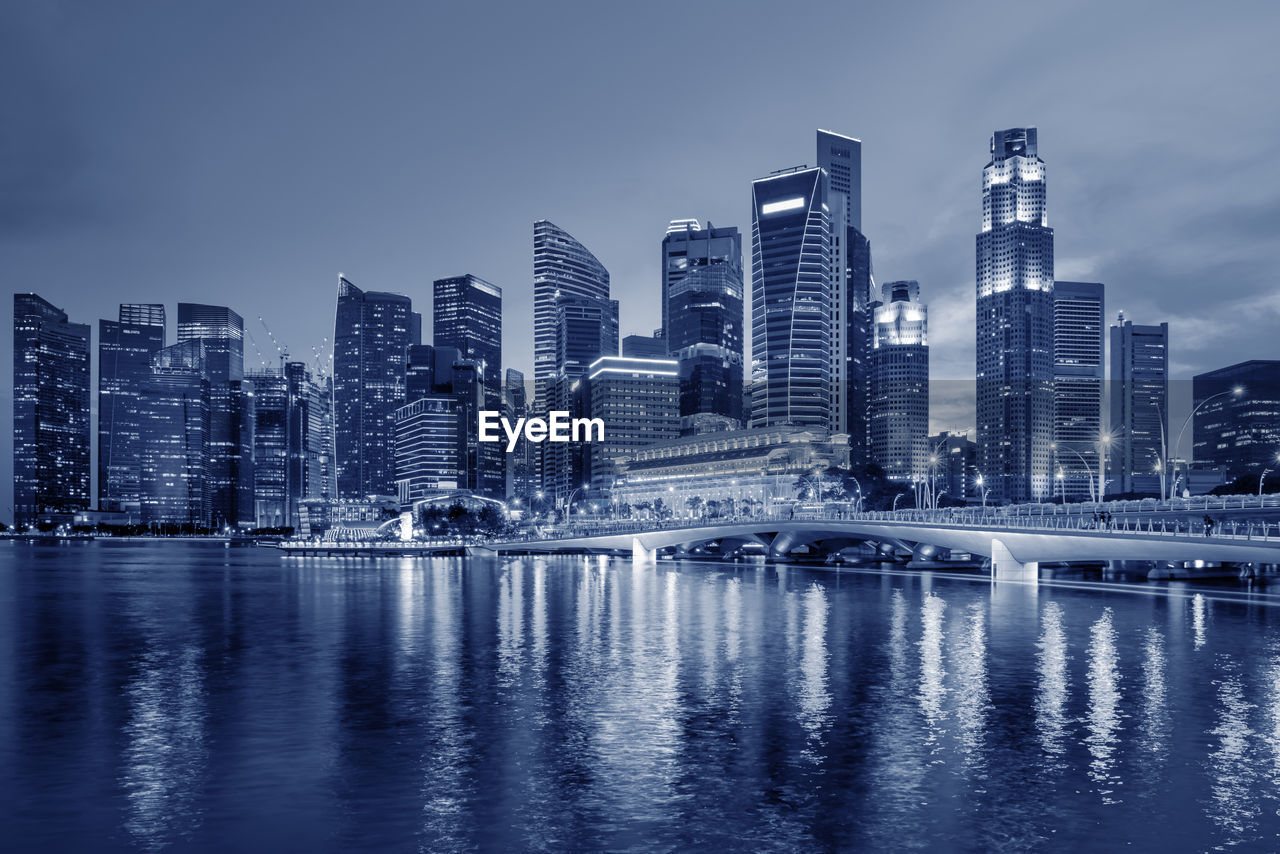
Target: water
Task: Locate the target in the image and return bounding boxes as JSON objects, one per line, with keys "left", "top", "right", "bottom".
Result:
{"left": 3, "top": 541, "right": 1280, "bottom": 852}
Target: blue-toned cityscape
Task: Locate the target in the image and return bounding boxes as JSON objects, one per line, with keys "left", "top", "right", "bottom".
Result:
{"left": 8, "top": 3, "right": 1280, "bottom": 851}
{"left": 10, "top": 127, "right": 1280, "bottom": 543}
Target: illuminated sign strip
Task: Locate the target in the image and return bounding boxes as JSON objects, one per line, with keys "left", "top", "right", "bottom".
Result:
{"left": 760, "top": 197, "right": 805, "bottom": 215}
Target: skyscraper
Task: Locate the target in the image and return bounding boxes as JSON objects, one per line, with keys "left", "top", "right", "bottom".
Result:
{"left": 1109, "top": 315, "right": 1168, "bottom": 496}
{"left": 12, "top": 294, "right": 91, "bottom": 526}
{"left": 432, "top": 274, "right": 502, "bottom": 392}
{"left": 533, "top": 220, "right": 610, "bottom": 414}
{"left": 816, "top": 129, "right": 871, "bottom": 455}
{"left": 662, "top": 220, "right": 745, "bottom": 424}
{"left": 99, "top": 303, "right": 166, "bottom": 513}
{"left": 394, "top": 396, "right": 460, "bottom": 508}
{"left": 975, "top": 127, "right": 1055, "bottom": 503}
{"left": 433, "top": 274, "right": 503, "bottom": 497}
{"left": 1193, "top": 360, "right": 1280, "bottom": 482}
{"left": 333, "top": 275, "right": 412, "bottom": 499}
{"left": 1052, "top": 282, "right": 1105, "bottom": 500}
{"left": 586, "top": 356, "right": 680, "bottom": 493}
{"left": 870, "top": 281, "right": 929, "bottom": 482}
{"left": 542, "top": 294, "right": 619, "bottom": 502}
{"left": 178, "top": 302, "right": 254, "bottom": 527}
{"left": 139, "top": 341, "right": 210, "bottom": 527}
{"left": 749, "top": 166, "right": 832, "bottom": 429}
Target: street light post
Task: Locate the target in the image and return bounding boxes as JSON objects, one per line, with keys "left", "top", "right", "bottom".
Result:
{"left": 1166, "top": 386, "right": 1244, "bottom": 501}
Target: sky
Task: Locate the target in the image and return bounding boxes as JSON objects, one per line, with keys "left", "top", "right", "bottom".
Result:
{"left": 4, "top": 0, "right": 1280, "bottom": 515}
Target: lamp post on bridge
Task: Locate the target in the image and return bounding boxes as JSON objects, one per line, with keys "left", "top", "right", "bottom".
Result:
{"left": 976, "top": 475, "right": 989, "bottom": 511}
{"left": 1163, "top": 385, "right": 1244, "bottom": 501}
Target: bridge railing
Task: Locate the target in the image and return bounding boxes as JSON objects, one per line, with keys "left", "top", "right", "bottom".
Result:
{"left": 489, "top": 505, "right": 1280, "bottom": 545}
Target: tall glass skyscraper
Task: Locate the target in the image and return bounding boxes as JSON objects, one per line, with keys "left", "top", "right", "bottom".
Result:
{"left": 975, "top": 127, "right": 1055, "bottom": 503}
{"left": 333, "top": 275, "right": 412, "bottom": 499}
{"left": 139, "top": 341, "right": 210, "bottom": 527}
{"left": 1052, "top": 281, "right": 1105, "bottom": 499}
{"left": 817, "top": 129, "right": 871, "bottom": 456}
{"left": 662, "top": 220, "right": 744, "bottom": 424}
{"left": 870, "top": 281, "right": 929, "bottom": 481}
{"left": 533, "top": 220, "right": 610, "bottom": 414}
{"left": 749, "top": 167, "right": 832, "bottom": 428}
{"left": 1193, "top": 360, "right": 1280, "bottom": 482}
{"left": 12, "top": 293, "right": 91, "bottom": 526}
{"left": 178, "top": 302, "right": 254, "bottom": 527}
{"left": 432, "top": 274, "right": 502, "bottom": 392}
{"left": 99, "top": 303, "right": 166, "bottom": 513}
{"left": 1109, "top": 315, "right": 1168, "bottom": 495}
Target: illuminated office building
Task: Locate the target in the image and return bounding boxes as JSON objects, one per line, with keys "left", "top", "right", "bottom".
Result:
{"left": 586, "top": 356, "right": 680, "bottom": 493}
{"left": 870, "top": 281, "right": 929, "bottom": 481}
{"left": 12, "top": 293, "right": 91, "bottom": 525}
{"left": 975, "top": 127, "right": 1055, "bottom": 503}
{"left": 663, "top": 220, "right": 744, "bottom": 423}
{"left": 749, "top": 166, "right": 832, "bottom": 429}
{"left": 333, "top": 275, "right": 412, "bottom": 499}
{"left": 1193, "top": 360, "right": 1280, "bottom": 482}
{"left": 1052, "top": 281, "right": 1104, "bottom": 499}
{"left": 1109, "top": 315, "right": 1168, "bottom": 495}
{"left": 99, "top": 303, "right": 166, "bottom": 513}
{"left": 533, "top": 220, "right": 610, "bottom": 414}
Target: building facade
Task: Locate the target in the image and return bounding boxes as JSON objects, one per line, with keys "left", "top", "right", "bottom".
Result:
{"left": 99, "top": 303, "right": 166, "bottom": 514}
{"left": 1193, "top": 360, "right": 1280, "bottom": 482}
{"left": 1052, "top": 281, "right": 1105, "bottom": 500}
{"left": 333, "top": 275, "right": 412, "bottom": 499}
{"left": 139, "top": 341, "right": 211, "bottom": 527}
{"left": 13, "top": 293, "right": 92, "bottom": 526}
{"left": 749, "top": 167, "right": 832, "bottom": 429}
{"left": 394, "top": 396, "right": 461, "bottom": 509}
{"left": 663, "top": 220, "right": 744, "bottom": 424}
{"left": 533, "top": 220, "right": 611, "bottom": 414}
{"left": 1109, "top": 315, "right": 1168, "bottom": 496}
{"left": 975, "top": 127, "right": 1055, "bottom": 503}
{"left": 586, "top": 356, "right": 680, "bottom": 493}
{"left": 432, "top": 274, "right": 502, "bottom": 392}
{"left": 929, "top": 431, "right": 978, "bottom": 503}
{"left": 870, "top": 281, "right": 929, "bottom": 482}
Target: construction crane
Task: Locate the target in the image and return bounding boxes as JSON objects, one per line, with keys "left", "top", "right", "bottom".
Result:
{"left": 244, "top": 327, "right": 271, "bottom": 373}
{"left": 312, "top": 337, "right": 332, "bottom": 381}
{"left": 259, "top": 316, "right": 289, "bottom": 374}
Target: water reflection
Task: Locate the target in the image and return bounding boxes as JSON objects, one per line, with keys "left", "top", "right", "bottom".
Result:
{"left": 1206, "top": 657, "right": 1259, "bottom": 847}
{"left": 918, "top": 592, "right": 948, "bottom": 751}
{"left": 1193, "top": 593, "right": 1208, "bottom": 650}
{"left": 1085, "top": 607, "right": 1123, "bottom": 804}
{"left": 9, "top": 547, "right": 1280, "bottom": 850}
{"left": 1036, "top": 601, "right": 1070, "bottom": 764}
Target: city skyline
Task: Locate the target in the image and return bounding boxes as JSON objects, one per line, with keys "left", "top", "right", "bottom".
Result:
{"left": 5, "top": 1, "right": 1280, "bottom": 504}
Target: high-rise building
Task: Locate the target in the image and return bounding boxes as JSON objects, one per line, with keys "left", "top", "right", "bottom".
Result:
{"left": 1193, "top": 360, "right": 1280, "bottom": 482}
{"left": 542, "top": 294, "right": 619, "bottom": 502}
{"left": 432, "top": 274, "right": 502, "bottom": 392}
{"left": 930, "top": 431, "right": 978, "bottom": 503}
{"left": 504, "top": 368, "right": 536, "bottom": 503}
{"left": 394, "top": 396, "right": 461, "bottom": 509}
{"left": 586, "top": 356, "right": 680, "bottom": 493}
{"left": 533, "top": 220, "right": 610, "bottom": 414}
{"left": 663, "top": 220, "right": 745, "bottom": 425}
{"left": 247, "top": 361, "right": 329, "bottom": 529}
{"left": 1109, "top": 315, "right": 1168, "bottom": 496}
{"left": 975, "top": 127, "right": 1055, "bottom": 503}
{"left": 749, "top": 166, "right": 832, "bottom": 429}
{"left": 12, "top": 294, "right": 91, "bottom": 526}
{"left": 870, "top": 281, "right": 929, "bottom": 481}
{"left": 178, "top": 303, "right": 254, "bottom": 527}
{"left": 139, "top": 341, "right": 211, "bottom": 527}
{"left": 432, "top": 274, "right": 504, "bottom": 497}
{"left": 1052, "top": 282, "right": 1105, "bottom": 500}
{"left": 333, "top": 275, "right": 412, "bottom": 499}
{"left": 622, "top": 333, "right": 668, "bottom": 359}
{"left": 98, "top": 303, "right": 166, "bottom": 513}
{"left": 816, "top": 129, "right": 871, "bottom": 456}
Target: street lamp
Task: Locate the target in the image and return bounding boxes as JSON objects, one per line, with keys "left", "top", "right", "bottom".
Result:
{"left": 1166, "top": 385, "right": 1244, "bottom": 501}
{"left": 564, "top": 483, "right": 589, "bottom": 524}
{"left": 976, "top": 474, "right": 989, "bottom": 511}
{"left": 1261, "top": 469, "right": 1272, "bottom": 497}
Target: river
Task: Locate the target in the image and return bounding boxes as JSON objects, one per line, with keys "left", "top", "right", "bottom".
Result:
{"left": 2, "top": 540, "right": 1279, "bottom": 851}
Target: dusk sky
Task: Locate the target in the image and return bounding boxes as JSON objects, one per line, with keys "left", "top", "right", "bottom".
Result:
{"left": 5, "top": 0, "right": 1279, "bottom": 508}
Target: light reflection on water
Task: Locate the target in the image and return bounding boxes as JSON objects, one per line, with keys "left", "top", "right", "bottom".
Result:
{"left": 7, "top": 544, "right": 1280, "bottom": 851}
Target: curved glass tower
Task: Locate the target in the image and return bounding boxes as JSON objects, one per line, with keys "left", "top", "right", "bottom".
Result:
{"left": 533, "top": 220, "right": 610, "bottom": 413}
{"left": 976, "top": 128, "right": 1054, "bottom": 503}
{"left": 749, "top": 167, "right": 831, "bottom": 428}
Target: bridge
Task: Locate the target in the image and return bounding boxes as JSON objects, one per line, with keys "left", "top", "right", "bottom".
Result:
{"left": 483, "top": 503, "right": 1280, "bottom": 581}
